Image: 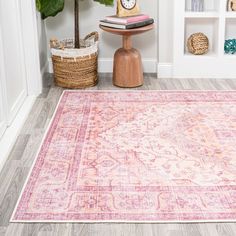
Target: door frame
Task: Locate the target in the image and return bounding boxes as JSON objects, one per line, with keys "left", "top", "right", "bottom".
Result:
{"left": 20, "top": 0, "right": 42, "bottom": 96}
{"left": 0, "top": 0, "right": 42, "bottom": 172}
{"left": 0, "top": 0, "right": 42, "bottom": 97}
{"left": 0, "top": 24, "right": 7, "bottom": 138}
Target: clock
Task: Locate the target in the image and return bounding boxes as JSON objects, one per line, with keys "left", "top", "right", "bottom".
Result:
{"left": 121, "top": 0, "right": 136, "bottom": 10}
{"left": 117, "top": 0, "right": 140, "bottom": 17}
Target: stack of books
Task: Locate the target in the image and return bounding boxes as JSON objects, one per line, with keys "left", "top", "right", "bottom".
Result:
{"left": 100, "top": 14, "right": 154, "bottom": 29}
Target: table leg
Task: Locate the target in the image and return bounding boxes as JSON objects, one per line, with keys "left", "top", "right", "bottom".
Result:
{"left": 113, "top": 35, "right": 143, "bottom": 88}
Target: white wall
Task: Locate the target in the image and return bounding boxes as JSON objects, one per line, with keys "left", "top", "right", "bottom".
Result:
{"left": 37, "top": 13, "right": 48, "bottom": 75}
{"left": 45, "top": 0, "right": 158, "bottom": 73}
{"left": 158, "top": 0, "right": 174, "bottom": 78}
{"left": 159, "top": 0, "right": 173, "bottom": 63}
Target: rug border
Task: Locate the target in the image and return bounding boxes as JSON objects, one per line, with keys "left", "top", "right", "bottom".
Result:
{"left": 10, "top": 90, "right": 67, "bottom": 223}
{"left": 10, "top": 219, "right": 236, "bottom": 223}
{"left": 10, "top": 89, "right": 236, "bottom": 224}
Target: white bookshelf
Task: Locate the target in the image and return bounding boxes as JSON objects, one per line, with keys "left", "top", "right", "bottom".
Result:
{"left": 184, "top": 12, "right": 219, "bottom": 18}
{"left": 173, "top": 0, "right": 236, "bottom": 79}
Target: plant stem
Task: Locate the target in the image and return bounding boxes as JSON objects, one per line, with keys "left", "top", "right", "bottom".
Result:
{"left": 74, "top": 0, "right": 80, "bottom": 48}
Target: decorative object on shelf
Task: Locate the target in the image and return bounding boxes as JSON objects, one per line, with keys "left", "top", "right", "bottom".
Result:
{"left": 36, "top": 0, "right": 114, "bottom": 89}
{"left": 228, "top": 0, "right": 236, "bottom": 11}
{"left": 224, "top": 39, "right": 236, "bottom": 54}
{"left": 117, "top": 0, "right": 140, "bottom": 17}
{"left": 187, "top": 32, "right": 209, "bottom": 55}
{"left": 191, "top": 0, "right": 204, "bottom": 12}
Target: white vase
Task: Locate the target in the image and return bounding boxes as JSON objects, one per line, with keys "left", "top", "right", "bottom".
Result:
{"left": 191, "top": 0, "right": 204, "bottom": 11}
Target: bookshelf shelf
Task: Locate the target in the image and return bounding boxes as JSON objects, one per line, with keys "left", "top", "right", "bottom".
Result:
{"left": 184, "top": 51, "right": 218, "bottom": 58}
{"left": 224, "top": 53, "right": 236, "bottom": 57}
{"left": 225, "top": 12, "right": 236, "bottom": 18}
{"left": 173, "top": 0, "right": 236, "bottom": 79}
{"left": 184, "top": 12, "right": 219, "bottom": 18}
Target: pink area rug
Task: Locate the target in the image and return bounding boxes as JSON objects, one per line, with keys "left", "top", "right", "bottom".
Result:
{"left": 11, "top": 91, "right": 236, "bottom": 222}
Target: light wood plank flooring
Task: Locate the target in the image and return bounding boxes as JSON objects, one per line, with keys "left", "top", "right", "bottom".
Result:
{"left": 1, "top": 74, "right": 236, "bottom": 236}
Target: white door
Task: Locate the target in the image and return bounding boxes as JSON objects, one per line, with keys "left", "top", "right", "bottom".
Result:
{"left": 0, "top": 82, "right": 7, "bottom": 139}
{"left": 0, "top": 26, "right": 7, "bottom": 138}
{"left": 0, "top": 0, "right": 28, "bottom": 125}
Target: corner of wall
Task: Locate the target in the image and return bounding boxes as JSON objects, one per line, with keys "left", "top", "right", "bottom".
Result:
{"left": 157, "top": 63, "right": 173, "bottom": 79}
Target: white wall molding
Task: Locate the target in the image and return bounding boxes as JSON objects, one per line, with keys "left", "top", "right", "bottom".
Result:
{"left": 141, "top": 59, "right": 158, "bottom": 74}
{"left": 48, "top": 58, "right": 157, "bottom": 74}
{"left": 157, "top": 63, "right": 173, "bottom": 78}
{"left": 98, "top": 58, "right": 158, "bottom": 73}
{"left": 20, "top": 0, "right": 42, "bottom": 96}
{"left": 0, "top": 96, "right": 36, "bottom": 172}
{"left": 158, "top": 1, "right": 174, "bottom": 65}
{"left": 7, "top": 90, "right": 27, "bottom": 126}
{"left": 0, "top": 25, "right": 7, "bottom": 139}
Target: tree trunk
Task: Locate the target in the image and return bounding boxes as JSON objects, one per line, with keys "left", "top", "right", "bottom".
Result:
{"left": 74, "top": 0, "right": 80, "bottom": 48}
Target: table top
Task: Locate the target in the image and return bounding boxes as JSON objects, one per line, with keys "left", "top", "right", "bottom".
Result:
{"left": 99, "top": 24, "right": 154, "bottom": 36}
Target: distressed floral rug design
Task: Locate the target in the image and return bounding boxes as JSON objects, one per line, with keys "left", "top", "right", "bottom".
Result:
{"left": 11, "top": 91, "right": 236, "bottom": 222}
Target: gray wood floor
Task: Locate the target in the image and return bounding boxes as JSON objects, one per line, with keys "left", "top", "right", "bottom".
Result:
{"left": 1, "top": 74, "right": 236, "bottom": 236}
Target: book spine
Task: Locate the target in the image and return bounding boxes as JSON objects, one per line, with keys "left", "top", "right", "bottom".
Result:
{"left": 126, "top": 15, "right": 150, "bottom": 23}
{"left": 105, "top": 18, "right": 126, "bottom": 24}
{"left": 106, "top": 15, "right": 149, "bottom": 24}
{"left": 125, "top": 19, "right": 154, "bottom": 29}
{"left": 99, "top": 22, "right": 125, "bottom": 29}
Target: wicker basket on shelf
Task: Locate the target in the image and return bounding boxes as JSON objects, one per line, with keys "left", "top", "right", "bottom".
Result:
{"left": 50, "top": 32, "right": 99, "bottom": 89}
{"left": 228, "top": 0, "right": 236, "bottom": 11}
{"left": 187, "top": 32, "right": 209, "bottom": 55}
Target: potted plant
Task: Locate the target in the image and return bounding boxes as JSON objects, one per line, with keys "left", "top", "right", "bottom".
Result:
{"left": 36, "top": 0, "right": 114, "bottom": 88}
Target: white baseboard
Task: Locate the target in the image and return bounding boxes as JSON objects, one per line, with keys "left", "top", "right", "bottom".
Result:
{"left": 97, "top": 58, "right": 113, "bottom": 73}
{"left": 0, "top": 96, "right": 36, "bottom": 173}
{"left": 48, "top": 58, "right": 53, "bottom": 73}
{"left": 98, "top": 58, "right": 157, "bottom": 73}
{"left": 48, "top": 58, "right": 157, "bottom": 74}
{"left": 157, "top": 63, "right": 173, "bottom": 78}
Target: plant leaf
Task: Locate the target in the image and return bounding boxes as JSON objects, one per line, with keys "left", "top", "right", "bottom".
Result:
{"left": 36, "top": 0, "right": 41, "bottom": 11}
{"left": 94, "top": 0, "right": 114, "bottom": 6}
{"left": 35, "top": 0, "right": 114, "bottom": 20}
{"left": 36, "top": 0, "right": 64, "bottom": 19}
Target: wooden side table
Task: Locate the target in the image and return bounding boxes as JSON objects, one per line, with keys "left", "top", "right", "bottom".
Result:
{"left": 100, "top": 24, "right": 154, "bottom": 88}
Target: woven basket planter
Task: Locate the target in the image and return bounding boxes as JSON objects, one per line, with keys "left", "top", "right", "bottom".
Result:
{"left": 50, "top": 32, "right": 98, "bottom": 89}
{"left": 187, "top": 32, "right": 209, "bottom": 55}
